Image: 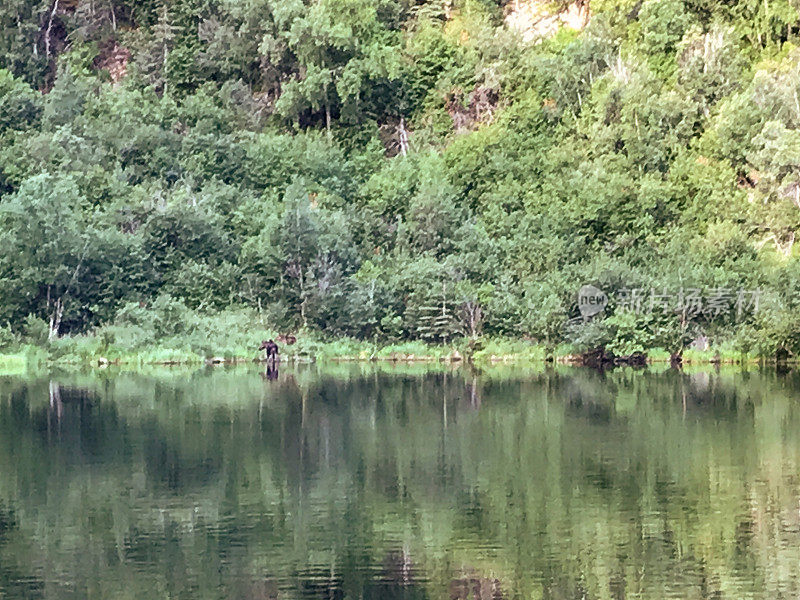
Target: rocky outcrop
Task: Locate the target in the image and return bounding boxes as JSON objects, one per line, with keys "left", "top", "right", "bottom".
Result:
{"left": 504, "top": 0, "right": 590, "bottom": 44}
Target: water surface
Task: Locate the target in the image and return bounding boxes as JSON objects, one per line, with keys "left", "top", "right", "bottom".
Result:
{"left": 1, "top": 364, "right": 799, "bottom": 599}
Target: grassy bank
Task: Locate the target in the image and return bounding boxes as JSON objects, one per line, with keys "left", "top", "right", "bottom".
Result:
{"left": 0, "top": 336, "right": 544, "bottom": 370}
{"left": 0, "top": 335, "right": 780, "bottom": 375}
{"left": 0, "top": 352, "right": 28, "bottom": 375}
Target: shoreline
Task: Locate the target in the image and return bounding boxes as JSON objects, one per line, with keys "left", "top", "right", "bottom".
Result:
{"left": 0, "top": 342, "right": 794, "bottom": 373}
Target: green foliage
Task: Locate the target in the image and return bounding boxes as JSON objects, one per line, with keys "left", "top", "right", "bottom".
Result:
{"left": 0, "top": 0, "right": 799, "bottom": 359}
{"left": 640, "top": 0, "right": 694, "bottom": 59}
{"left": 0, "top": 322, "right": 17, "bottom": 349}
{"left": 0, "top": 68, "right": 41, "bottom": 132}
{"left": 21, "top": 314, "right": 49, "bottom": 346}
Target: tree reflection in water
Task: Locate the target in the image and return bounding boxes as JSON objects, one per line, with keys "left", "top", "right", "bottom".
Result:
{"left": 0, "top": 365, "right": 798, "bottom": 599}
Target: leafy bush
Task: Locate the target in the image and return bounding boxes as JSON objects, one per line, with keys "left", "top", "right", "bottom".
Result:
{"left": 22, "top": 315, "right": 49, "bottom": 346}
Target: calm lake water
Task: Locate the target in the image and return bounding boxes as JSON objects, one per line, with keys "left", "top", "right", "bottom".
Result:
{"left": 1, "top": 363, "right": 800, "bottom": 599}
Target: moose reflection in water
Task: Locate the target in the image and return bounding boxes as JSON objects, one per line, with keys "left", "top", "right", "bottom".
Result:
{"left": 263, "top": 361, "right": 279, "bottom": 381}
{"left": 2, "top": 366, "right": 800, "bottom": 599}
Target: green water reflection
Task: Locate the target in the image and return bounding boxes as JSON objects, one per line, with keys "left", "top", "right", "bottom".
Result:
{"left": 0, "top": 364, "right": 799, "bottom": 599}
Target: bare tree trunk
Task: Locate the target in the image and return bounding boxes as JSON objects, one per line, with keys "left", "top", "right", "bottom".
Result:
{"left": 398, "top": 117, "right": 409, "bottom": 156}
{"left": 793, "top": 87, "right": 800, "bottom": 121}
{"left": 161, "top": 3, "right": 169, "bottom": 95}
{"left": 325, "top": 102, "right": 331, "bottom": 138}
{"left": 45, "top": 0, "right": 60, "bottom": 58}
{"left": 49, "top": 297, "right": 63, "bottom": 341}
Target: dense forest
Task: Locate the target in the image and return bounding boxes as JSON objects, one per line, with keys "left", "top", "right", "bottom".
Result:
{"left": 1, "top": 0, "right": 800, "bottom": 359}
